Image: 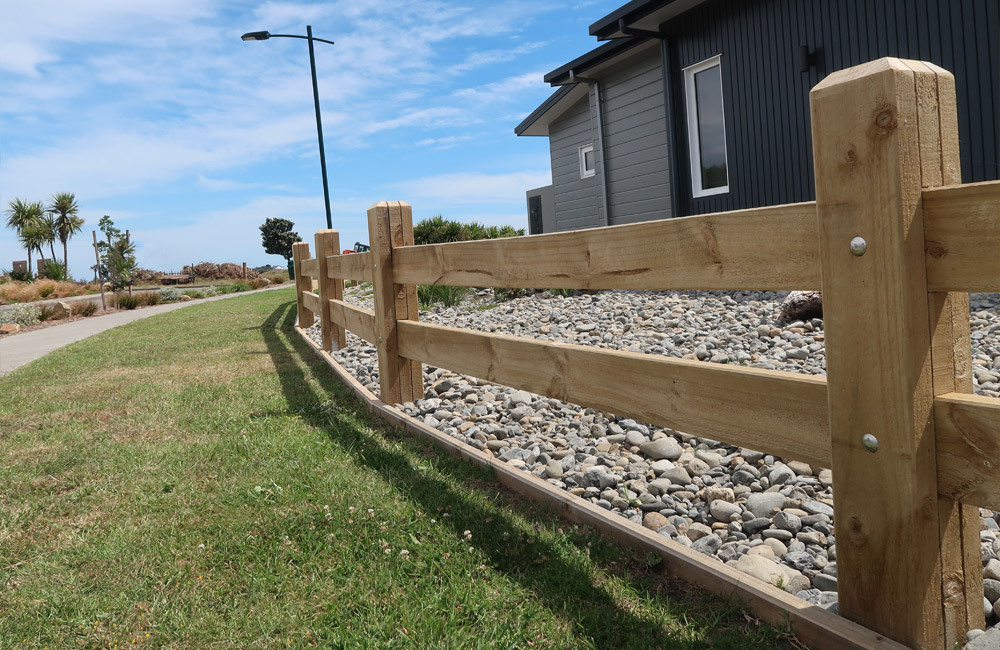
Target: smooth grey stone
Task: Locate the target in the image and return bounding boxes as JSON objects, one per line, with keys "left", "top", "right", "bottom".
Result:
{"left": 660, "top": 466, "right": 692, "bottom": 485}
{"left": 639, "top": 437, "right": 683, "bottom": 461}
{"left": 801, "top": 500, "right": 834, "bottom": 517}
{"left": 772, "top": 511, "right": 802, "bottom": 534}
{"left": 732, "top": 469, "right": 757, "bottom": 486}
{"left": 965, "top": 627, "right": 1000, "bottom": 650}
{"left": 692, "top": 534, "right": 722, "bottom": 555}
{"left": 625, "top": 430, "right": 648, "bottom": 447}
{"left": 984, "top": 578, "right": 1000, "bottom": 604}
{"left": 797, "top": 531, "right": 826, "bottom": 546}
{"left": 812, "top": 573, "right": 838, "bottom": 592}
{"left": 709, "top": 499, "right": 742, "bottom": 522}
{"left": 509, "top": 390, "right": 532, "bottom": 406}
{"left": 743, "top": 518, "right": 773, "bottom": 536}
{"left": 769, "top": 464, "right": 796, "bottom": 485}
{"left": 747, "top": 492, "right": 786, "bottom": 519}
{"left": 762, "top": 529, "right": 794, "bottom": 542}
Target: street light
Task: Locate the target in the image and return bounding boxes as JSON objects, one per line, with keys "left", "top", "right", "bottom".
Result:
{"left": 241, "top": 25, "right": 335, "bottom": 230}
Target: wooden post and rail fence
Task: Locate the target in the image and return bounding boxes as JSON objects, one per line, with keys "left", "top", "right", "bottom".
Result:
{"left": 289, "top": 58, "right": 1000, "bottom": 649}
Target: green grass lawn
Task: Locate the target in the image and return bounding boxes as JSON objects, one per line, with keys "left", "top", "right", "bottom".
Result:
{"left": 0, "top": 288, "right": 799, "bottom": 649}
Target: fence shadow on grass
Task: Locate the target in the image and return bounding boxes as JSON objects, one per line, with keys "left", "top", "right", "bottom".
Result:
{"left": 259, "top": 301, "right": 794, "bottom": 650}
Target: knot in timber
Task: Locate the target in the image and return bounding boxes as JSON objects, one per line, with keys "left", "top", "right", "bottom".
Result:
{"left": 869, "top": 103, "right": 898, "bottom": 140}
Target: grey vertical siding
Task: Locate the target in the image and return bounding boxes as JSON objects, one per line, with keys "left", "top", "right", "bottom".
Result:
{"left": 665, "top": 0, "right": 999, "bottom": 216}
{"left": 549, "top": 95, "right": 603, "bottom": 230}
{"left": 600, "top": 48, "right": 673, "bottom": 225}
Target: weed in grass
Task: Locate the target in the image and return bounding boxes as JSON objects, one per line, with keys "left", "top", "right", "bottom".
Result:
{"left": 492, "top": 287, "right": 528, "bottom": 302}
{"left": 218, "top": 282, "right": 252, "bottom": 294}
{"left": 417, "top": 284, "right": 469, "bottom": 308}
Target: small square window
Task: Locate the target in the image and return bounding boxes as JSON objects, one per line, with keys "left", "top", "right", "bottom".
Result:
{"left": 579, "top": 144, "right": 595, "bottom": 178}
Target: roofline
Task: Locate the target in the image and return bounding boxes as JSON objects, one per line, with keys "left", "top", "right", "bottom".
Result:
{"left": 589, "top": 0, "right": 707, "bottom": 40}
{"left": 514, "top": 84, "right": 577, "bottom": 136}
{"left": 542, "top": 36, "right": 646, "bottom": 85}
{"left": 589, "top": 0, "right": 672, "bottom": 39}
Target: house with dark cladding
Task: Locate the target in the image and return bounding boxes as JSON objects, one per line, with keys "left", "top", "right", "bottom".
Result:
{"left": 516, "top": 0, "right": 999, "bottom": 234}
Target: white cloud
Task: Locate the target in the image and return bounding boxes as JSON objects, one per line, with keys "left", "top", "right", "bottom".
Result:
{"left": 197, "top": 175, "right": 257, "bottom": 191}
{"left": 390, "top": 170, "right": 552, "bottom": 204}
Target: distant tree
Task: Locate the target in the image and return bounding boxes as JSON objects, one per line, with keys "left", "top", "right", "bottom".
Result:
{"left": 5, "top": 198, "right": 44, "bottom": 275}
{"left": 49, "top": 193, "right": 83, "bottom": 269}
{"left": 107, "top": 238, "right": 137, "bottom": 292}
{"left": 19, "top": 222, "right": 49, "bottom": 274}
{"left": 40, "top": 212, "right": 58, "bottom": 262}
{"left": 259, "top": 218, "right": 301, "bottom": 278}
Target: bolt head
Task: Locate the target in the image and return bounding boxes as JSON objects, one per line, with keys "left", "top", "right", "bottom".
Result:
{"left": 862, "top": 433, "right": 879, "bottom": 453}
{"left": 849, "top": 236, "right": 867, "bottom": 256}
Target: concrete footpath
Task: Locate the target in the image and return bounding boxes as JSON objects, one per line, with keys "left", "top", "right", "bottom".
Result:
{"left": 0, "top": 285, "right": 291, "bottom": 376}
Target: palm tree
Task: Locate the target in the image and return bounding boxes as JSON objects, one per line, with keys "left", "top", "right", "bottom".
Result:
{"left": 49, "top": 193, "right": 83, "bottom": 268}
{"left": 5, "top": 199, "right": 44, "bottom": 274}
{"left": 18, "top": 223, "right": 49, "bottom": 275}
{"left": 40, "top": 212, "right": 58, "bottom": 263}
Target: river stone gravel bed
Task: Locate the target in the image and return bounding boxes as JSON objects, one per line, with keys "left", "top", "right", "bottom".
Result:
{"left": 306, "top": 286, "right": 1000, "bottom": 639}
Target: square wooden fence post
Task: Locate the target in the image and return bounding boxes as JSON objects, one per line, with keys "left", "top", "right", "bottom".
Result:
{"left": 367, "top": 201, "right": 423, "bottom": 405}
{"left": 292, "top": 241, "right": 314, "bottom": 329}
{"left": 314, "top": 229, "right": 346, "bottom": 351}
{"left": 811, "top": 58, "right": 982, "bottom": 649}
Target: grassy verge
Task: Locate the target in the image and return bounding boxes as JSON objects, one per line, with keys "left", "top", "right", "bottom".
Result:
{"left": 0, "top": 288, "right": 799, "bottom": 649}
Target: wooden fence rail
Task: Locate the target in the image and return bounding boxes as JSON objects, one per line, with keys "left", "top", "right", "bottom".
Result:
{"left": 290, "top": 57, "right": 1000, "bottom": 650}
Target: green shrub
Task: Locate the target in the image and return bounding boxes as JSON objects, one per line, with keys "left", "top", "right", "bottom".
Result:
{"left": 413, "top": 216, "right": 526, "bottom": 246}
{"left": 414, "top": 215, "right": 466, "bottom": 245}
{"left": 5, "top": 268, "right": 32, "bottom": 282}
{"left": 38, "top": 285, "right": 55, "bottom": 298}
{"left": 0, "top": 303, "right": 41, "bottom": 326}
{"left": 417, "top": 285, "right": 469, "bottom": 308}
{"left": 160, "top": 288, "right": 181, "bottom": 302}
{"left": 71, "top": 301, "right": 98, "bottom": 317}
{"left": 116, "top": 293, "right": 139, "bottom": 310}
{"left": 41, "top": 261, "right": 69, "bottom": 281}
{"left": 136, "top": 291, "right": 162, "bottom": 306}
{"left": 182, "top": 290, "right": 204, "bottom": 300}
{"left": 218, "top": 283, "right": 251, "bottom": 295}
{"left": 38, "top": 306, "right": 57, "bottom": 322}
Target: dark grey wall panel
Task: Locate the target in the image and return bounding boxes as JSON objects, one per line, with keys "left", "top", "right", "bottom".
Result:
{"left": 600, "top": 48, "right": 673, "bottom": 226}
{"left": 665, "top": 0, "right": 999, "bottom": 216}
{"left": 548, "top": 95, "right": 602, "bottom": 230}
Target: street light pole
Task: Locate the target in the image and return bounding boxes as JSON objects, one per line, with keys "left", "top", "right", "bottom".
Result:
{"left": 305, "top": 26, "right": 332, "bottom": 230}
{"left": 241, "top": 26, "right": 334, "bottom": 230}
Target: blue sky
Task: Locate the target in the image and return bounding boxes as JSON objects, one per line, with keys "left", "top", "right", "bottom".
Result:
{"left": 1, "top": 0, "right": 622, "bottom": 278}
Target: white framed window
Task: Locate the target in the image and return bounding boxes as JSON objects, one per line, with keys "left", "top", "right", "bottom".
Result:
{"left": 578, "top": 143, "right": 596, "bottom": 179}
{"left": 683, "top": 55, "right": 729, "bottom": 197}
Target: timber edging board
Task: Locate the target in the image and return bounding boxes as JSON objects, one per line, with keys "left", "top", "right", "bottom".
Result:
{"left": 295, "top": 325, "right": 908, "bottom": 650}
